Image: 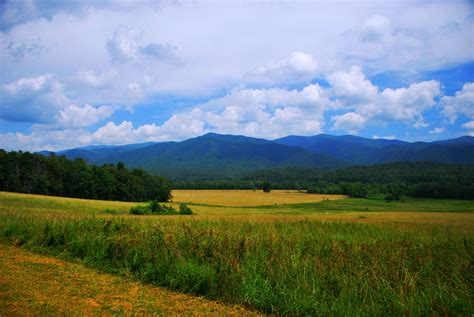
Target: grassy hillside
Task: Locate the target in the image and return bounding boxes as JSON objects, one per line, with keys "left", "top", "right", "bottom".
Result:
{"left": 1, "top": 191, "right": 473, "bottom": 315}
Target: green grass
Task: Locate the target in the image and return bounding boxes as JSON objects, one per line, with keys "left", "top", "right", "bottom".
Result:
{"left": 1, "top": 191, "right": 473, "bottom": 315}
{"left": 252, "top": 195, "right": 474, "bottom": 213}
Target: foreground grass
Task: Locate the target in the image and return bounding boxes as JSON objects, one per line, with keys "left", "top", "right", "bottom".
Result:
{"left": 0, "top": 244, "right": 259, "bottom": 316}
{"left": 0, "top": 191, "right": 473, "bottom": 315}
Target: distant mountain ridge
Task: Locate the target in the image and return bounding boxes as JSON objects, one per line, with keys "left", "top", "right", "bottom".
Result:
{"left": 36, "top": 133, "right": 474, "bottom": 178}
{"left": 275, "top": 134, "right": 474, "bottom": 165}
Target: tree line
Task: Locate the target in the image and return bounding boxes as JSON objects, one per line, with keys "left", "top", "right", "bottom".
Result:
{"left": 175, "top": 162, "right": 474, "bottom": 199}
{"left": 0, "top": 150, "right": 172, "bottom": 202}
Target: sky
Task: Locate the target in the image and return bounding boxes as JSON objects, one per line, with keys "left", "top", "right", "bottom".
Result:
{"left": 0, "top": 0, "right": 473, "bottom": 151}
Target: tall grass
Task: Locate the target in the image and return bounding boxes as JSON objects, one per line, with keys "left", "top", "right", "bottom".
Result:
{"left": 1, "top": 209, "right": 472, "bottom": 315}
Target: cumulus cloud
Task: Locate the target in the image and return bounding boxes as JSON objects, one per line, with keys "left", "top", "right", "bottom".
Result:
{"left": 376, "top": 80, "right": 441, "bottom": 122}
{"left": 57, "top": 104, "right": 115, "bottom": 129}
{"left": 327, "top": 67, "right": 441, "bottom": 133}
{"left": 327, "top": 66, "right": 378, "bottom": 103}
{"left": 332, "top": 112, "right": 366, "bottom": 134}
{"left": 428, "top": 127, "right": 445, "bottom": 134}
{"left": 249, "top": 51, "right": 319, "bottom": 84}
{"left": 338, "top": 12, "right": 473, "bottom": 72}
{"left": 106, "top": 26, "right": 143, "bottom": 62}
{"left": 106, "top": 26, "right": 180, "bottom": 64}
{"left": 0, "top": 129, "right": 93, "bottom": 152}
{"left": 462, "top": 121, "right": 474, "bottom": 130}
{"left": 194, "top": 84, "right": 332, "bottom": 138}
{"left": 441, "top": 83, "right": 474, "bottom": 122}
{"left": 1, "top": 74, "right": 66, "bottom": 123}
{"left": 73, "top": 70, "right": 117, "bottom": 88}
{"left": 0, "top": 74, "right": 115, "bottom": 128}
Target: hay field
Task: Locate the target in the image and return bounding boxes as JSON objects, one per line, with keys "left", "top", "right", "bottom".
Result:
{"left": 1, "top": 191, "right": 473, "bottom": 315}
{"left": 172, "top": 189, "right": 346, "bottom": 206}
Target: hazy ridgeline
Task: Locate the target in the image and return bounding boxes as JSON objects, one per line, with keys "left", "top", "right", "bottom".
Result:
{"left": 1, "top": 194, "right": 472, "bottom": 315}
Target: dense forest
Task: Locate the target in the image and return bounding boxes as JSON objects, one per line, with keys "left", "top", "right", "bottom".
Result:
{"left": 176, "top": 162, "right": 474, "bottom": 199}
{"left": 0, "top": 150, "right": 172, "bottom": 202}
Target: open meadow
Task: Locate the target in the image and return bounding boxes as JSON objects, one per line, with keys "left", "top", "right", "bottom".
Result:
{"left": 1, "top": 190, "right": 473, "bottom": 315}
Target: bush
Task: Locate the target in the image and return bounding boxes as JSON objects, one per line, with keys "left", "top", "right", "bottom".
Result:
{"left": 179, "top": 203, "right": 193, "bottom": 215}
{"left": 261, "top": 181, "right": 271, "bottom": 193}
{"left": 129, "top": 205, "right": 149, "bottom": 215}
{"left": 129, "top": 201, "right": 193, "bottom": 215}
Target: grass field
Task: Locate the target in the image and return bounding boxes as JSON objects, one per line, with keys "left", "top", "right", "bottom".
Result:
{"left": 0, "top": 244, "right": 259, "bottom": 316}
{"left": 1, "top": 190, "right": 473, "bottom": 315}
{"left": 172, "top": 189, "right": 346, "bottom": 206}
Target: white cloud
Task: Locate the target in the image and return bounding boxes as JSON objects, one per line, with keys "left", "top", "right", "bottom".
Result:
{"left": 2, "top": 1, "right": 471, "bottom": 97}
{"left": 249, "top": 51, "right": 319, "bottom": 84}
{"left": 376, "top": 80, "right": 441, "bottom": 122}
{"left": 331, "top": 112, "right": 366, "bottom": 134}
{"left": 327, "top": 66, "right": 378, "bottom": 102}
{"left": 106, "top": 25, "right": 180, "bottom": 64}
{"left": 0, "top": 74, "right": 115, "bottom": 128}
{"left": 195, "top": 84, "right": 331, "bottom": 138}
{"left": 92, "top": 121, "right": 157, "bottom": 144}
{"left": 328, "top": 67, "right": 441, "bottom": 123}
{"left": 338, "top": 11, "right": 473, "bottom": 72}
{"left": 462, "top": 121, "right": 474, "bottom": 130}
{"left": 441, "top": 82, "right": 474, "bottom": 122}
{"left": 106, "top": 26, "right": 143, "bottom": 62}
{"left": 326, "top": 68, "right": 441, "bottom": 132}
{"left": 372, "top": 135, "right": 396, "bottom": 140}
{"left": 0, "top": 129, "right": 93, "bottom": 152}
{"left": 428, "top": 127, "right": 445, "bottom": 134}
{"left": 57, "top": 104, "right": 115, "bottom": 129}
{"left": 412, "top": 118, "right": 429, "bottom": 129}
{"left": 74, "top": 70, "right": 114, "bottom": 88}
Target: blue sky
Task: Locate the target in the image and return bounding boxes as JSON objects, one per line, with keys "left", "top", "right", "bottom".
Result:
{"left": 0, "top": 0, "right": 473, "bottom": 151}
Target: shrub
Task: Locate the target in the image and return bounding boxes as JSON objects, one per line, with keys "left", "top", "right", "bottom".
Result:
{"left": 262, "top": 181, "right": 272, "bottom": 193}
{"left": 129, "top": 205, "right": 149, "bottom": 215}
{"left": 179, "top": 203, "right": 193, "bottom": 215}
{"left": 129, "top": 201, "right": 193, "bottom": 215}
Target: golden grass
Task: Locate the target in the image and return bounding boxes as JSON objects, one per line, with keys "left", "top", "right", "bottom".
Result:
{"left": 172, "top": 189, "right": 347, "bottom": 206}
{"left": 2, "top": 191, "right": 473, "bottom": 230}
{"left": 0, "top": 244, "right": 261, "bottom": 316}
{"left": 0, "top": 191, "right": 138, "bottom": 210}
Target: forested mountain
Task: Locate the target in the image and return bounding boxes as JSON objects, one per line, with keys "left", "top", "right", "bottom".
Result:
{"left": 275, "top": 135, "right": 474, "bottom": 165}
{"left": 36, "top": 133, "right": 474, "bottom": 178}
{"left": 42, "top": 133, "right": 344, "bottom": 178}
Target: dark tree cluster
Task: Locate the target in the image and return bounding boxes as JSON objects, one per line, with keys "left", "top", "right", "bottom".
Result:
{"left": 0, "top": 150, "right": 172, "bottom": 202}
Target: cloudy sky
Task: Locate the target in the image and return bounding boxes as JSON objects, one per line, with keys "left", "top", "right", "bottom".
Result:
{"left": 1, "top": 0, "right": 473, "bottom": 151}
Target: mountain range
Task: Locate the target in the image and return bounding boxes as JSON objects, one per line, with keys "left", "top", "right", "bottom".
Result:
{"left": 37, "top": 133, "right": 474, "bottom": 178}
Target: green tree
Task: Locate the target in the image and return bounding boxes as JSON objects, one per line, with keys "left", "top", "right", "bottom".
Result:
{"left": 262, "top": 181, "right": 272, "bottom": 193}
